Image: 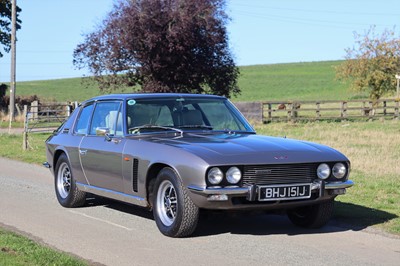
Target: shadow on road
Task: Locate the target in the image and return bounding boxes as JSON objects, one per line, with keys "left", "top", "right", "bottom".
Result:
{"left": 82, "top": 195, "right": 398, "bottom": 237}
{"left": 332, "top": 201, "right": 398, "bottom": 231}
{"left": 84, "top": 194, "right": 153, "bottom": 220}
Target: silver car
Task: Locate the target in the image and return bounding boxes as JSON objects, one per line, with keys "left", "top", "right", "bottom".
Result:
{"left": 44, "top": 93, "right": 353, "bottom": 237}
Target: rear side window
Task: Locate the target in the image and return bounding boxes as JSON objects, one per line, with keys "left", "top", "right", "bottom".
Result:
{"left": 74, "top": 104, "right": 94, "bottom": 135}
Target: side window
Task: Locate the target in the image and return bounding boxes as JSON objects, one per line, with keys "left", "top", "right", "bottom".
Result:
{"left": 198, "top": 102, "right": 244, "bottom": 131}
{"left": 74, "top": 104, "right": 94, "bottom": 135}
{"left": 89, "top": 102, "right": 122, "bottom": 136}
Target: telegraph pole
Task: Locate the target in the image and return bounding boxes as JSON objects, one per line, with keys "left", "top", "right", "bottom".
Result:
{"left": 9, "top": 0, "right": 17, "bottom": 128}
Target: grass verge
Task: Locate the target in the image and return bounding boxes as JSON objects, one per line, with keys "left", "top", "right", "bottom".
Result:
{"left": 0, "top": 227, "right": 87, "bottom": 266}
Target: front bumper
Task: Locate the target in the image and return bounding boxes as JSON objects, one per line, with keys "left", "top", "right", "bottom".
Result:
{"left": 187, "top": 180, "right": 354, "bottom": 210}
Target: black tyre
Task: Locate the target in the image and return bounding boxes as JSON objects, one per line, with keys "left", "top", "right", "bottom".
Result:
{"left": 55, "top": 154, "right": 86, "bottom": 208}
{"left": 153, "top": 167, "right": 199, "bottom": 237}
{"left": 287, "top": 199, "right": 334, "bottom": 229}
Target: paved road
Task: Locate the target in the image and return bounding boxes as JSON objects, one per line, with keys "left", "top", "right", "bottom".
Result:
{"left": 0, "top": 127, "right": 24, "bottom": 134}
{"left": 0, "top": 157, "right": 399, "bottom": 266}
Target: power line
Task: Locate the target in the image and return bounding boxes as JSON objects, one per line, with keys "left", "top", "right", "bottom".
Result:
{"left": 231, "top": 3, "right": 400, "bottom": 17}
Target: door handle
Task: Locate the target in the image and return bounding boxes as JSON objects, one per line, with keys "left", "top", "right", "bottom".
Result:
{"left": 79, "top": 149, "right": 87, "bottom": 155}
{"left": 111, "top": 138, "right": 121, "bottom": 144}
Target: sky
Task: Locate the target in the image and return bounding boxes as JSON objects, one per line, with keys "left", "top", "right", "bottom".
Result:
{"left": 0, "top": 0, "right": 399, "bottom": 82}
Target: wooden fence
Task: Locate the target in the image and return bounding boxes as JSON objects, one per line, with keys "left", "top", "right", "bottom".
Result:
{"left": 22, "top": 101, "right": 77, "bottom": 150}
{"left": 236, "top": 99, "right": 399, "bottom": 123}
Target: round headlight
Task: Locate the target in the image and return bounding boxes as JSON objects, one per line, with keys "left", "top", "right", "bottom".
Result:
{"left": 208, "top": 167, "right": 223, "bottom": 185}
{"left": 226, "top": 167, "right": 241, "bottom": 184}
{"left": 317, "top": 163, "right": 330, "bottom": 180}
{"left": 332, "top": 163, "right": 347, "bottom": 179}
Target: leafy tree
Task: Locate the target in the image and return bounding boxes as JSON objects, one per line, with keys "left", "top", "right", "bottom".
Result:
{"left": 336, "top": 26, "right": 400, "bottom": 99}
{"left": 73, "top": 0, "right": 239, "bottom": 98}
{"left": 0, "top": 0, "right": 22, "bottom": 58}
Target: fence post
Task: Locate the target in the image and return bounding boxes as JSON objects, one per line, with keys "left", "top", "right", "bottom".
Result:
{"left": 383, "top": 101, "right": 387, "bottom": 116}
{"left": 395, "top": 100, "right": 399, "bottom": 120}
{"left": 369, "top": 101, "right": 374, "bottom": 119}
{"left": 316, "top": 102, "right": 320, "bottom": 120}
{"left": 22, "top": 105, "right": 28, "bottom": 150}
{"left": 287, "top": 103, "right": 293, "bottom": 122}
{"left": 267, "top": 103, "right": 272, "bottom": 122}
{"left": 340, "top": 101, "right": 347, "bottom": 119}
{"left": 66, "top": 102, "right": 71, "bottom": 117}
{"left": 31, "top": 100, "right": 38, "bottom": 121}
{"left": 292, "top": 102, "right": 299, "bottom": 120}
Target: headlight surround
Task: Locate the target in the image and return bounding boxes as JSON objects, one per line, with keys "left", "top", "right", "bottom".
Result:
{"left": 332, "top": 163, "right": 347, "bottom": 179}
{"left": 317, "top": 163, "right": 330, "bottom": 180}
{"left": 207, "top": 167, "right": 223, "bottom": 185}
{"left": 226, "top": 167, "right": 241, "bottom": 184}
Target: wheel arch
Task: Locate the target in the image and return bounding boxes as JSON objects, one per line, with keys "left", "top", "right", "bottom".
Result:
{"left": 146, "top": 163, "right": 179, "bottom": 208}
{"left": 53, "top": 149, "right": 67, "bottom": 171}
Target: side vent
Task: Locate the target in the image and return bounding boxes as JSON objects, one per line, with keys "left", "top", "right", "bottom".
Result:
{"left": 132, "top": 158, "right": 139, "bottom": 192}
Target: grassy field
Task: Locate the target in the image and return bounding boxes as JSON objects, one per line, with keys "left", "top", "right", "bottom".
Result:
{"left": 7, "top": 61, "right": 370, "bottom": 103}
{"left": 10, "top": 77, "right": 127, "bottom": 102}
{"left": 234, "top": 61, "right": 369, "bottom": 101}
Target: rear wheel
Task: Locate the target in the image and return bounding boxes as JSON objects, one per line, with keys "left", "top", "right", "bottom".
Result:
{"left": 287, "top": 199, "right": 334, "bottom": 228}
{"left": 153, "top": 167, "right": 199, "bottom": 237}
{"left": 55, "top": 154, "right": 86, "bottom": 207}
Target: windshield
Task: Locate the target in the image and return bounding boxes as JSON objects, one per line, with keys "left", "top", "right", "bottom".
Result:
{"left": 125, "top": 96, "right": 254, "bottom": 134}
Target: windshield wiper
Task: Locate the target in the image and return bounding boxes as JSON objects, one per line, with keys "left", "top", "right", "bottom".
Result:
{"left": 129, "top": 125, "right": 183, "bottom": 135}
{"left": 178, "top": 125, "right": 213, "bottom": 130}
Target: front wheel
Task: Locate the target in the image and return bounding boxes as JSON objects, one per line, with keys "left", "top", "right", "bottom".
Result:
{"left": 287, "top": 199, "right": 334, "bottom": 229}
{"left": 55, "top": 154, "right": 86, "bottom": 208}
{"left": 153, "top": 167, "right": 199, "bottom": 237}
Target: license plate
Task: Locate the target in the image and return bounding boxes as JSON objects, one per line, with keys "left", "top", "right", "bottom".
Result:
{"left": 258, "top": 183, "right": 311, "bottom": 201}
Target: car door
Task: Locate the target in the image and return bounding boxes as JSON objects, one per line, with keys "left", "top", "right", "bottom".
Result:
{"left": 79, "top": 101, "right": 126, "bottom": 192}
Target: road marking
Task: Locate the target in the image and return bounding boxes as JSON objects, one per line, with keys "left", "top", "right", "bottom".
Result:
{"left": 69, "top": 210, "right": 133, "bottom": 231}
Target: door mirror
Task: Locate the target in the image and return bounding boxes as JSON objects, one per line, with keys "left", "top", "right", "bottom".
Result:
{"left": 96, "top": 127, "right": 110, "bottom": 136}
{"left": 96, "top": 127, "right": 114, "bottom": 142}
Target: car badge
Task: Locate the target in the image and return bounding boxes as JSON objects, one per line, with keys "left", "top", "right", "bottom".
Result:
{"left": 255, "top": 169, "right": 272, "bottom": 175}
{"left": 274, "top": 155, "right": 288, "bottom": 160}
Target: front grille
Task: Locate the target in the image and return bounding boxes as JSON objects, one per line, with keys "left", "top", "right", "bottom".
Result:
{"left": 242, "top": 163, "right": 318, "bottom": 186}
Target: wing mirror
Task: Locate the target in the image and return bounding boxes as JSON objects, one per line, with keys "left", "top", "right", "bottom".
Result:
{"left": 96, "top": 127, "right": 113, "bottom": 141}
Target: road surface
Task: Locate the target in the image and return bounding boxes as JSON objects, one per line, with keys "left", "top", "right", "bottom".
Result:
{"left": 0, "top": 157, "right": 399, "bottom": 266}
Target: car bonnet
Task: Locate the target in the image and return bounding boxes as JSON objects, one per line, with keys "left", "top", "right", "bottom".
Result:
{"left": 147, "top": 133, "right": 348, "bottom": 165}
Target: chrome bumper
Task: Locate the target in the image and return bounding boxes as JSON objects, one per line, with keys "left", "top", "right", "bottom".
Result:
{"left": 188, "top": 180, "right": 354, "bottom": 200}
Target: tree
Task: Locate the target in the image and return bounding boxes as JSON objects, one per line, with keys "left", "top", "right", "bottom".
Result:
{"left": 73, "top": 0, "right": 240, "bottom": 98}
{"left": 336, "top": 26, "right": 400, "bottom": 99}
{"left": 0, "top": 0, "right": 22, "bottom": 58}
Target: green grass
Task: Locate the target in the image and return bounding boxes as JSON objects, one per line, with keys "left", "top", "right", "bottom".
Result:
{"left": 0, "top": 227, "right": 87, "bottom": 266}
{"left": 12, "top": 77, "right": 129, "bottom": 102}
{"left": 8, "top": 61, "right": 369, "bottom": 103}
{"left": 0, "top": 133, "right": 48, "bottom": 164}
{"left": 233, "top": 61, "right": 368, "bottom": 102}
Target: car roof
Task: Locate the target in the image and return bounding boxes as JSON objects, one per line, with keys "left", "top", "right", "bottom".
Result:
{"left": 82, "top": 93, "right": 226, "bottom": 104}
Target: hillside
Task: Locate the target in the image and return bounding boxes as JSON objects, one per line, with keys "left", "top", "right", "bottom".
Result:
{"left": 11, "top": 61, "right": 366, "bottom": 102}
